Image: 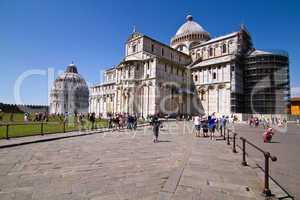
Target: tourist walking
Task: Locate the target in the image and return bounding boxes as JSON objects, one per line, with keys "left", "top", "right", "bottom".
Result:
{"left": 193, "top": 115, "right": 201, "bottom": 137}
{"left": 208, "top": 115, "right": 216, "bottom": 140}
{"left": 151, "top": 114, "right": 161, "bottom": 143}
{"left": 89, "top": 112, "right": 96, "bottom": 130}
{"left": 201, "top": 116, "right": 208, "bottom": 137}
{"left": 24, "top": 113, "right": 29, "bottom": 122}
{"left": 108, "top": 115, "right": 113, "bottom": 129}
{"left": 133, "top": 114, "right": 137, "bottom": 130}
{"left": 219, "top": 115, "right": 226, "bottom": 136}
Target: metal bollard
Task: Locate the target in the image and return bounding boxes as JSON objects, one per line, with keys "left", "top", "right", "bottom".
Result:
{"left": 223, "top": 127, "right": 226, "bottom": 140}
{"left": 6, "top": 124, "right": 9, "bottom": 140}
{"left": 63, "top": 122, "right": 66, "bottom": 133}
{"left": 232, "top": 133, "right": 237, "bottom": 153}
{"left": 227, "top": 129, "right": 230, "bottom": 145}
{"left": 41, "top": 123, "right": 44, "bottom": 135}
{"left": 241, "top": 138, "right": 247, "bottom": 166}
{"left": 263, "top": 152, "right": 277, "bottom": 196}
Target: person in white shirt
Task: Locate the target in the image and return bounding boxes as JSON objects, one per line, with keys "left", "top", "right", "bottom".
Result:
{"left": 194, "top": 115, "right": 201, "bottom": 137}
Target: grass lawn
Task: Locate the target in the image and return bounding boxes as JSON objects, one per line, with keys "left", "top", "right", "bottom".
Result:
{"left": 0, "top": 113, "right": 108, "bottom": 139}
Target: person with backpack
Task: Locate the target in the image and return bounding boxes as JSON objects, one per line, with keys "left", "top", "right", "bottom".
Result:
{"left": 208, "top": 114, "right": 216, "bottom": 140}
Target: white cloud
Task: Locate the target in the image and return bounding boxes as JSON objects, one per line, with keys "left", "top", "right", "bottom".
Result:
{"left": 291, "top": 87, "right": 300, "bottom": 97}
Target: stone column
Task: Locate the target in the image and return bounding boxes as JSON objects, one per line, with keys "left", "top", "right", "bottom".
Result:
{"left": 217, "top": 86, "right": 220, "bottom": 113}
{"left": 146, "top": 85, "right": 149, "bottom": 116}
{"left": 207, "top": 88, "right": 210, "bottom": 114}
{"left": 141, "top": 86, "right": 144, "bottom": 117}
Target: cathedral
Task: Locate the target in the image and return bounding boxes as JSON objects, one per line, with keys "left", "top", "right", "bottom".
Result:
{"left": 88, "top": 15, "right": 290, "bottom": 119}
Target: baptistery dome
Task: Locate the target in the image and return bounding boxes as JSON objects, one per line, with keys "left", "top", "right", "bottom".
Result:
{"left": 171, "top": 15, "right": 210, "bottom": 54}
{"left": 49, "top": 63, "right": 89, "bottom": 114}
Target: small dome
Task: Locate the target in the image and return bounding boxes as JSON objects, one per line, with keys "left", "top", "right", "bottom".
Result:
{"left": 171, "top": 15, "right": 210, "bottom": 54}
{"left": 66, "top": 63, "right": 78, "bottom": 74}
{"left": 175, "top": 15, "right": 207, "bottom": 36}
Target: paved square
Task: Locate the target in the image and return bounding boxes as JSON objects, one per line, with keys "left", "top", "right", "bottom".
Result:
{"left": 0, "top": 122, "right": 267, "bottom": 200}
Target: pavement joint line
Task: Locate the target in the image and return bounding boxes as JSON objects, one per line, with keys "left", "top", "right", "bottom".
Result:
{"left": 159, "top": 139, "right": 192, "bottom": 200}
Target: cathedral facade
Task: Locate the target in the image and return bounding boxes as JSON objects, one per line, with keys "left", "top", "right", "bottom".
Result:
{"left": 89, "top": 15, "right": 290, "bottom": 119}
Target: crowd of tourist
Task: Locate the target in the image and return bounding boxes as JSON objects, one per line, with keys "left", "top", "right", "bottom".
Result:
{"left": 107, "top": 113, "right": 138, "bottom": 131}
{"left": 192, "top": 113, "right": 233, "bottom": 140}
{"left": 248, "top": 116, "right": 288, "bottom": 128}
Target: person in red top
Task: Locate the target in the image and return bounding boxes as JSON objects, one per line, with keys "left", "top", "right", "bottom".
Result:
{"left": 263, "top": 127, "right": 274, "bottom": 143}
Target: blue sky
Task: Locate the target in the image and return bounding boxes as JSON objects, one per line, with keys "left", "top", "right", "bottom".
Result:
{"left": 0, "top": 0, "right": 299, "bottom": 105}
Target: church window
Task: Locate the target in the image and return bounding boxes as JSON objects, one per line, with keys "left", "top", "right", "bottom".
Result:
{"left": 213, "top": 72, "right": 216, "bottom": 79}
{"left": 161, "top": 48, "right": 164, "bottom": 56}
{"left": 136, "top": 64, "right": 139, "bottom": 71}
{"left": 171, "top": 53, "right": 173, "bottom": 60}
{"left": 151, "top": 44, "right": 154, "bottom": 52}
{"left": 128, "top": 69, "right": 130, "bottom": 78}
{"left": 222, "top": 43, "right": 227, "bottom": 53}
{"left": 194, "top": 75, "right": 198, "bottom": 82}
{"left": 177, "top": 68, "right": 179, "bottom": 75}
{"left": 147, "top": 62, "right": 150, "bottom": 70}
{"left": 201, "top": 91, "right": 205, "bottom": 100}
{"left": 132, "top": 45, "right": 136, "bottom": 52}
{"left": 209, "top": 48, "right": 213, "bottom": 57}
{"left": 179, "top": 56, "right": 181, "bottom": 62}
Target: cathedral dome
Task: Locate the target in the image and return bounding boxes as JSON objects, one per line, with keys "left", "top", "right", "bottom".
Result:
{"left": 175, "top": 15, "right": 206, "bottom": 36}
{"left": 49, "top": 63, "right": 89, "bottom": 114}
{"left": 171, "top": 15, "right": 210, "bottom": 54}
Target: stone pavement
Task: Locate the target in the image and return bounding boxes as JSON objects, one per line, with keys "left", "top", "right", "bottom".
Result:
{"left": 0, "top": 121, "right": 270, "bottom": 200}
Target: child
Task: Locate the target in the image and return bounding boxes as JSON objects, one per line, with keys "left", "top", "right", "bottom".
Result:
{"left": 263, "top": 127, "right": 274, "bottom": 143}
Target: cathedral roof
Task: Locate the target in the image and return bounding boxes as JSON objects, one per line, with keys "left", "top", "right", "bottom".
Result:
{"left": 53, "top": 63, "right": 87, "bottom": 85}
{"left": 175, "top": 15, "right": 207, "bottom": 36}
{"left": 66, "top": 63, "right": 78, "bottom": 73}
{"left": 247, "top": 49, "right": 288, "bottom": 57}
